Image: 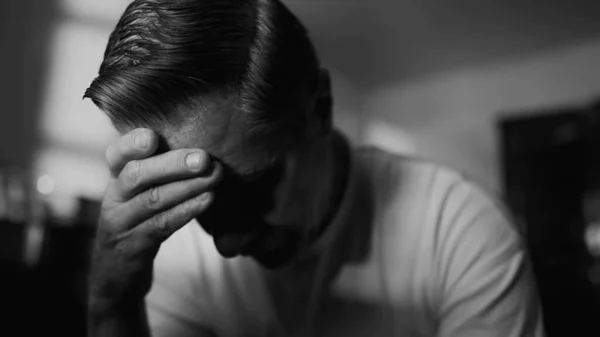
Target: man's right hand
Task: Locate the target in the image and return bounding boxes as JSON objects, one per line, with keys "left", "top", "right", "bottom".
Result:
{"left": 88, "top": 128, "right": 222, "bottom": 324}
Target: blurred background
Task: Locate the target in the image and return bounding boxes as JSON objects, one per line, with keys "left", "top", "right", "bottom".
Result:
{"left": 2, "top": 0, "right": 600, "bottom": 335}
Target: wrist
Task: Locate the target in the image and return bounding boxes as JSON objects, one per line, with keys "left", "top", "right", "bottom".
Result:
{"left": 87, "top": 299, "right": 149, "bottom": 337}
{"left": 88, "top": 292, "right": 144, "bottom": 321}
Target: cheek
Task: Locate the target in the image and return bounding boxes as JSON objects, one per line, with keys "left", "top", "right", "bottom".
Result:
{"left": 262, "top": 185, "right": 290, "bottom": 222}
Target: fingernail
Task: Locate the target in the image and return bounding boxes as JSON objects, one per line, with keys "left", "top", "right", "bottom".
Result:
{"left": 135, "top": 133, "right": 149, "bottom": 149}
{"left": 199, "top": 192, "right": 212, "bottom": 202}
{"left": 186, "top": 152, "right": 203, "bottom": 170}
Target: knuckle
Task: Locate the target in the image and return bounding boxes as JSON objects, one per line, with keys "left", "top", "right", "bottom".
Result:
{"left": 125, "top": 160, "right": 142, "bottom": 187}
{"left": 98, "top": 204, "right": 130, "bottom": 233}
{"left": 144, "top": 187, "right": 161, "bottom": 210}
{"left": 95, "top": 223, "right": 123, "bottom": 250}
{"left": 98, "top": 205, "right": 116, "bottom": 224}
{"left": 100, "top": 192, "right": 118, "bottom": 210}
{"left": 150, "top": 213, "right": 170, "bottom": 235}
{"left": 98, "top": 204, "right": 121, "bottom": 227}
{"left": 112, "top": 232, "right": 134, "bottom": 253}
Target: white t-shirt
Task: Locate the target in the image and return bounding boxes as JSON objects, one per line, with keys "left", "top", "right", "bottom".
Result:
{"left": 146, "top": 147, "right": 545, "bottom": 337}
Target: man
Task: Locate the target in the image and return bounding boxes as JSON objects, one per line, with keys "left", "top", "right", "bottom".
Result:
{"left": 84, "top": 0, "right": 544, "bottom": 336}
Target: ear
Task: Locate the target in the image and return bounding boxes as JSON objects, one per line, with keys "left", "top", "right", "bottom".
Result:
{"left": 312, "top": 68, "right": 333, "bottom": 136}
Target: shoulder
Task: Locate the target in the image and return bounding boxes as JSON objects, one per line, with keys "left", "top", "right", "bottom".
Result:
{"left": 355, "top": 146, "right": 515, "bottom": 228}
{"left": 354, "top": 146, "right": 462, "bottom": 196}
{"left": 354, "top": 146, "right": 513, "bottom": 230}
{"left": 354, "top": 145, "right": 525, "bottom": 285}
{"left": 345, "top": 147, "right": 543, "bottom": 334}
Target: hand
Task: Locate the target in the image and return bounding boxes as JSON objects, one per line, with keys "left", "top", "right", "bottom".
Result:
{"left": 88, "top": 128, "right": 222, "bottom": 318}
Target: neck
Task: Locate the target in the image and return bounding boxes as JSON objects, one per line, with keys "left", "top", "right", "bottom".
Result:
{"left": 254, "top": 130, "right": 352, "bottom": 268}
{"left": 307, "top": 130, "right": 352, "bottom": 241}
{"left": 268, "top": 130, "right": 351, "bottom": 241}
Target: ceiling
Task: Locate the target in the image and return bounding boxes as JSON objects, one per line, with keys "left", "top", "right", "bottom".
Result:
{"left": 285, "top": 0, "right": 600, "bottom": 87}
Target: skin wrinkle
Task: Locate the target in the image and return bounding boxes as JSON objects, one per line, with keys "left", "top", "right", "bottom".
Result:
{"left": 159, "top": 94, "right": 275, "bottom": 180}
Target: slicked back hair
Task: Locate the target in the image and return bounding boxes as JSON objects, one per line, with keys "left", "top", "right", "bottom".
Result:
{"left": 85, "top": 0, "right": 320, "bottom": 149}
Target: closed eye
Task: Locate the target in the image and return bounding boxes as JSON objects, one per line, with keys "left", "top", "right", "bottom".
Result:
{"left": 239, "top": 161, "right": 284, "bottom": 185}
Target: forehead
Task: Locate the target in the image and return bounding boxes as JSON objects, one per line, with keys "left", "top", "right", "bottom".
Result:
{"left": 160, "top": 96, "right": 276, "bottom": 176}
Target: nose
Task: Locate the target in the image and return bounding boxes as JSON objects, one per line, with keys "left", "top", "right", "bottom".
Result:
{"left": 213, "top": 232, "right": 257, "bottom": 258}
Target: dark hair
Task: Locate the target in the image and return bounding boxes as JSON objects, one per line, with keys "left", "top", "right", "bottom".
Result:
{"left": 84, "top": 0, "right": 320, "bottom": 146}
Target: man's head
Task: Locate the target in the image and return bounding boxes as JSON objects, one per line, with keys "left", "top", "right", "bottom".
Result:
{"left": 85, "top": 0, "right": 336, "bottom": 268}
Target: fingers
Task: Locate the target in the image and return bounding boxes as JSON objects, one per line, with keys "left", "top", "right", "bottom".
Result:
{"left": 110, "top": 162, "right": 222, "bottom": 229}
{"left": 105, "top": 129, "right": 158, "bottom": 177}
{"left": 133, "top": 192, "right": 215, "bottom": 246}
{"left": 112, "top": 148, "right": 214, "bottom": 201}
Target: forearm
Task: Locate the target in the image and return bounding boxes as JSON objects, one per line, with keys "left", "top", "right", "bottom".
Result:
{"left": 88, "top": 301, "right": 151, "bottom": 337}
